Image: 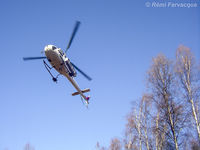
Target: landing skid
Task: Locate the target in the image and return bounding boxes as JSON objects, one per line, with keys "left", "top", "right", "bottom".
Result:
{"left": 43, "top": 60, "right": 60, "bottom": 83}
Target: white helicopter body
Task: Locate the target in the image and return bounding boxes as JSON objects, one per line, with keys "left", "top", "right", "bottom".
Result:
{"left": 44, "top": 44, "right": 90, "bottom": 104}
{"left": 44, "top": 45, "right": 70, "bottom": 75}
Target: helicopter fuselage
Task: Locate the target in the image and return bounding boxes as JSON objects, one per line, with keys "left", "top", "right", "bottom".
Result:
{"left": 44, "top": 45, "right": 90, "bottom": 104}
{"left": 44, "top": 45, "right": 76, "bottom": 76}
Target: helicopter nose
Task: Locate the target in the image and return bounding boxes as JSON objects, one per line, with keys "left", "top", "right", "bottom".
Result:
{"left": 44, "top": 46, "right": 49, "bottom": 51}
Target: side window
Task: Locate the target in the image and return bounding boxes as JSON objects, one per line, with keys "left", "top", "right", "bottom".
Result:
{"left": 52, "top": 46, "right": 56, "bottom": 50}
{"left": 59, "top": 50, "right": 64, "bottom": 56}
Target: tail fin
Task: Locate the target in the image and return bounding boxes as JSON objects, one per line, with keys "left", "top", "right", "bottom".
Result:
{"left": 72, "top": 88, "right": 90, "bottom": 96}
{"left": 85, "top": 96, "right": 90, "bottom": 105}
{"left": 86, "top": 96, "right": 90, "bottom": 101}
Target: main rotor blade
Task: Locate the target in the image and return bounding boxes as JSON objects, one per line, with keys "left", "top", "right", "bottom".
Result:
{"left": 23, "top": 56, "right": 47, "bottom": 61}
{"left": 66, "top": 21, "right": 81, "bottom": 52}
{"left": 71, "top": 62, "right": 92, "bottom": 81}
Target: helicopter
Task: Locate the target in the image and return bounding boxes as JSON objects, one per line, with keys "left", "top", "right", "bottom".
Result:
{"left": 23, "top": 21, "right": 92, "bottom": 106}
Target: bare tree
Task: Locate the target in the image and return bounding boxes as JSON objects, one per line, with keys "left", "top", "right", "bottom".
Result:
{"left": 109, "top": 138, "right": 122, "bottom": 150}
{"left": 141, "top": 94, "right": 153, "bottom": 150}
{"left": 153, "top": 110, "right": 167, "bottom": 150}
{"left": 96, "top": 142, "right": 107, "bottom": 150}
{"left": 125, "top": 104, "right": 142, "bottom": 150}
{"left": 125, "top": 94, "right": 153, "bottom": 150}
{"left": 24, "top": 143, "right": 35, "bottom": 150}
{"left": 175, "top": 45, "right": 200, "bottom": 142}
{"left": 147, "top": 54, "right": 188, "bottom": 150}
{"left": 96, "top": 139, "right": 121, "bottom": 150}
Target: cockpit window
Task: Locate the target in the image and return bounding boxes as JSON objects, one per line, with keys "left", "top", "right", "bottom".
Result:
{"left": 52, "top": 46, "right": 56, "bottom": 50}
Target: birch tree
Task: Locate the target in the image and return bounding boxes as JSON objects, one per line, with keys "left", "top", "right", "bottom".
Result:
{"left": 147, "top": 54, "right": 186, "bottom": 150}
{"left": 125, "top": 103, "right": 143, "bottom": 150}
{"left": 175, "top": 45, "right": 200, "bottom": 142}
{"left": 125, "top": 94, "right": 153, "bottom": 150}
{"left": 153, "top": 110, "right": 167, "bottom": 150}
{"left": 109, "top": 138, "right": 122, "bottom": 150}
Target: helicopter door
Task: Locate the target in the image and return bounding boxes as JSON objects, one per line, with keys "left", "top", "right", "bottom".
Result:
{"left": 65, "top": 60, "right": 77, "bottom": 77}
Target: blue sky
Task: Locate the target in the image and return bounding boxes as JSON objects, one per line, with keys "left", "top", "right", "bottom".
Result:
{"left": 0, "top": 0, "right": 199, "bottom": 149}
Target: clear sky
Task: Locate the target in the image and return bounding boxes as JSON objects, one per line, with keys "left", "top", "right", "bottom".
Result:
{"left": 0, "top": 0, "right": 199, "bottom": 149}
